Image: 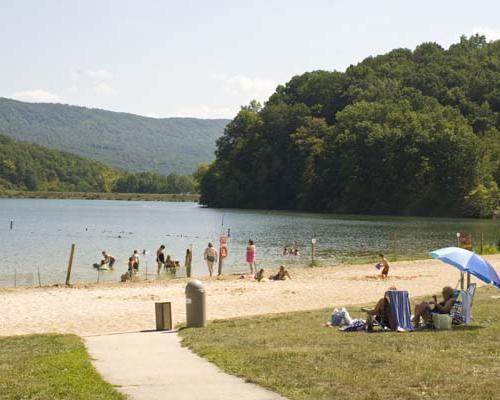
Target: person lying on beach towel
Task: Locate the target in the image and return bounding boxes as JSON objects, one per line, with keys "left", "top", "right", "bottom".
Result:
{"left": 270, "top": 265, "right": 291, "bottom": 280}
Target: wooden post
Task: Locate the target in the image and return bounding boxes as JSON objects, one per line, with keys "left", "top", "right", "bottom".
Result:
{"left": 186, "top": 245, "right": 192, "bottom": 278}
{"left": 393, "top": 233, "right": 398, "bottom": 261}
{"left": 155, "top": 302, "right": 172, "bottom": 330}
{"left": 65, "top": 243, "right": 76, "bottom": 286}
{"left": 217, "top": 253, "right": 223, "bottom": 276}
{"left": 37, "top": 267, "right": 41, "bottom": 287}
{"left": 10, "top": 220, "right": 13, "bottom": 230}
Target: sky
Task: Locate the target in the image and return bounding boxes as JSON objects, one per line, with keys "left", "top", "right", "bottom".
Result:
{"left": 1, "top": 0, "right": 499, "bottom": 119}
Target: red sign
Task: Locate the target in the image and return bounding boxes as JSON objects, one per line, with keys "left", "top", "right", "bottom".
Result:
{"left": 219, "top": 235, "right": 228, "bottom": 258}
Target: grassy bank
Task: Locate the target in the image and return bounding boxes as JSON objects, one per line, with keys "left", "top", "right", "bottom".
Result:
{"left": 180, "top": 286, "right": 500, "bottom": 400}
{"left": 0, "top": 334, "right": 125, "bottom": 400}
{"left": 0, "top": 189, "right": 199, "bottom": 202}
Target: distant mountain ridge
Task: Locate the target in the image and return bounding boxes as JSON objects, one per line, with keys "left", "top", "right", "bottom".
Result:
{"left": 0, "top": 97, "right": 229, "bottom": 174}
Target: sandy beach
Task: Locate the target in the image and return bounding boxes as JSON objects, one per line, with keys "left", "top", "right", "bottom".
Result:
{"left": 1, "top": 255, "right": 499, "bottom": 337}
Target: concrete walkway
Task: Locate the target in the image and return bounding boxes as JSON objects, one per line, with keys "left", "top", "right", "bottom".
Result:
{"left": 85, "top": 331, "right": 286, "bottom": 400}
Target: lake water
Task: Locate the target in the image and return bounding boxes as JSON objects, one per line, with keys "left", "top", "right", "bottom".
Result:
{"left": 0, "top": 199, "right": 498, "bottom": 287}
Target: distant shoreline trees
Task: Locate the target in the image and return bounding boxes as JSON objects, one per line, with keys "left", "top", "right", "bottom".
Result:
{"left": 200, "top": 35, "right": 500, "bottom": 218}
{"left": 0, "top": 134, "right": 197, "bottom": 194}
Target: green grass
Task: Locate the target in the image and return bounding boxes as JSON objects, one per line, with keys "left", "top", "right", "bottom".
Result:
{"left": 180, "top": 286, "right": 500, "bottom": 400}
{"left": 0, "top": 334, "right": 125, "bottom": 400}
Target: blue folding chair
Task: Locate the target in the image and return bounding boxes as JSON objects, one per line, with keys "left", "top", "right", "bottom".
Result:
{"left": 386, "top": 290, "right": 413, "bottom": 332}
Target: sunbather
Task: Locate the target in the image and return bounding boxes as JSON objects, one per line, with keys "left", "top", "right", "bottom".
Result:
{"left": 255, "top": 268, "right": 266, "bottom": 282}
{"left": 270, "top": 265, "right": 291, "bottom": 280}
{"left": 412, "top": 286, "right": 456, "bottom": 327}
{"left": 361, "top": 286, "right": 397, "bottom": 330}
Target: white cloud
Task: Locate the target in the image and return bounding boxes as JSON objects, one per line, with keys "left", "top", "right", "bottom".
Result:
{"left": 11, "top": 89, "right": 63, "bottom": 103}
{"left": 72, "top": 68, "right": 114, "bottom": 80}
{"left": 222, "top": 75, "right": 277, "bottom": 103}
{"left": 142, "top": 112, "right": 162, "bottom": 119}
{"left": 170, "top": 105, "right": 237, "bottom": 119}
{"left": 94, "top": 82, "right": 116, "bottom": 96}
{"left": 65, "top": 86, "right": 78, "bottom": 93}
{"left": 470, "top": 27, "right": 500, "bottom": 41}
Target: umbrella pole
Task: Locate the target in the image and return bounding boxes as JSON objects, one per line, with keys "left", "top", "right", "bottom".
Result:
{"left": 466, "top": 272, "right": 471, "bottom": 289}
{"left": 460, "top": 273, "right": 464, "bottom": 290}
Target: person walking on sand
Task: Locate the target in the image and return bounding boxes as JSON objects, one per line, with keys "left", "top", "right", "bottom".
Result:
{"left": 246, "top": 240, "right": 256, "bottom": 275}
{"left": 204, "top": 242, "right": 218, "bottom": 277}
{"left": 156, "top": 245, "right": 166, "bottom": 274}
{"left": 378, "top": 253, "right": 390, "bottom": 279}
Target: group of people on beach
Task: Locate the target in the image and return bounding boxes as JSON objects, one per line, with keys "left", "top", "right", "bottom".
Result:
{"left": 156, "top": 245, "right": 181, "bottom": 273}
{"left": 98, "top": 239, "right": 390, "bottom": 284}
{"left": 361, "top": 285, "right": 457, "bottom": 330}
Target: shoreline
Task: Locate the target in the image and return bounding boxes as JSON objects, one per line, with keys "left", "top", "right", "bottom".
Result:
{"left": 0, "top": 190, "right": 199, "bottom": 202}
{"left": 1, "top": 254, "right": 499, "bottom": 337}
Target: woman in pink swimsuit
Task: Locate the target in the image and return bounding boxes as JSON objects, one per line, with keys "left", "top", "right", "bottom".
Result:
{"left": 246, "top": 239, "right": 256, "bottom": 274}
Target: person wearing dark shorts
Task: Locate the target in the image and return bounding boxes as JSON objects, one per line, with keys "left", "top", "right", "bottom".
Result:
{"left": 156, "top": 245, "right": 166, "bottom": 274}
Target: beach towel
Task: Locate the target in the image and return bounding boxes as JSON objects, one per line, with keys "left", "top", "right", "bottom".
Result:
{"left": 386, "top": 290, "right": 413, "bottom": 332}
{"left": 451, "top": 283, "right": 476, "bottom": 325}
{"left": 340, "top": 319, "right": 366, "bottom": 332}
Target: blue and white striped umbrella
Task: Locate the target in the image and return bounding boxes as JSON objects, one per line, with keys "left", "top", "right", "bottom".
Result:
{"left": 429, "top": 247, "right": 500, "bottom": 289}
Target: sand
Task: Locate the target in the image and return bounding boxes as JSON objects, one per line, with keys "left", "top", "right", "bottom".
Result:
{"left": 1, "top": 255, "right": 499, "bottom": 337}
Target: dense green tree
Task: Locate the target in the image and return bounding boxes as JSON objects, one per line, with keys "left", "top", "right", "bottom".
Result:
{"left": 0, "top": 134, "right": 196, "bottom": 194}
{"left": 201, "top": 36, "right": 500, "bottom": 217}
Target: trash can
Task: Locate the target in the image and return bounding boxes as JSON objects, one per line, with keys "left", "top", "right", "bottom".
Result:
{"left": 155, "top": 302, "right": 172, "bottom": 331}
{"left": 185, "top": 280, "right": 206, "bottom": 327}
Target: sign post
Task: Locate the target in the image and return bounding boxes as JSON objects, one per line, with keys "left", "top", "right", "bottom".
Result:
{"left": 311, "top": 238, "right": 317, "bottom": 264}
{"left": 457, "top": 232, "right": 473, "bottom": 289}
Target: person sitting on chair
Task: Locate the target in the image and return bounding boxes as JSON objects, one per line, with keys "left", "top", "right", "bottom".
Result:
{"left": 412, "top": 286, "right": 456, "bottom": 327}
{"left": 361, "top": 286, "right": 397, "bottom": 330}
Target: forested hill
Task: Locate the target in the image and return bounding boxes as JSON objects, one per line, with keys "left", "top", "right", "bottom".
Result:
{"left": 0, "top": 97, "right": 229, "bottom": 174}
{"left": 0, "top": 134, "right": 196, "bottom": 193}
{"left": 200, "top": 35, "right": 500, "bottom": 218}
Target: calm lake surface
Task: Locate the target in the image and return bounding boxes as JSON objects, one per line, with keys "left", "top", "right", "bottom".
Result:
{"left": 0, "top": 199, "right": 498, "bottom": 287}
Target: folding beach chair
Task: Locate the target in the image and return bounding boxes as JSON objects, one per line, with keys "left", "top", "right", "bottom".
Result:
{"left": 386, "top": 290, "right": 414, "bottom": 332}
{"left": 368, "top": 290, "right": 413, "bottom": 332}
{"left": 461, "top": 283, "right": 476, "bottom": 325}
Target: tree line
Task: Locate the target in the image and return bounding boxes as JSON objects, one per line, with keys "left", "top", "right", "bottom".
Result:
{"left": 0, "top": 134, "right": 197, "bottom": 194}
{"left": 199, "top": 35, "right": 500, "bottom": 218}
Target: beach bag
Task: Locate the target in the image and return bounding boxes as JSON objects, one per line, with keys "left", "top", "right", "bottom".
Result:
{"left": 450, "top": 300, "right": 464, "bottom": 325}
{"left": 330, "top": 308, "right": 352, "bottom": 326}
{"left": 432, "top": 313, "right": 452, "bottom": 330}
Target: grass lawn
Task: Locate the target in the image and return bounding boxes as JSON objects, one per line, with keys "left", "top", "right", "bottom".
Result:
{"left": 0, "top": 334, "right": 125, "bottom": 400}
{"left": 180, "top": 286, "right": 500, "bottom": 400}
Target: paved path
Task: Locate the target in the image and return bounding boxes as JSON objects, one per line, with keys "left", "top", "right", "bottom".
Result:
{"left": 85, "top": 331, "right": 286, "bottom": 400}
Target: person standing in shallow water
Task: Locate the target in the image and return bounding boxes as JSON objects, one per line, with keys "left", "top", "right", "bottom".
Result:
{"left": 156, "top": 245, "right": 166, "bottom": 274}
{"left": 204, "top": 242, "right": 218, "bottom": 277}
{"left": 246, "top": 240, "right": 256, "bottom": 275}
